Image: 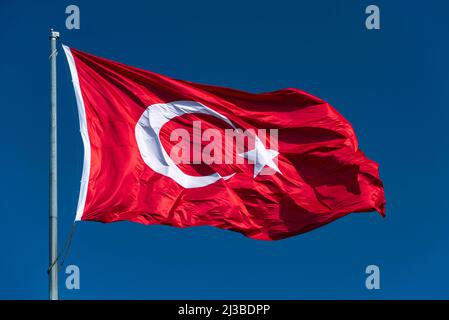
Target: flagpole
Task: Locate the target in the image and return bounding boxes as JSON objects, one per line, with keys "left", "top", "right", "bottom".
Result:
{"left": 49, "top": 29, "right": 59, "bottom": 300}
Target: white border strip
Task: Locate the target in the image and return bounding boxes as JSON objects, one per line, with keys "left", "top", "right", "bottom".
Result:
{"left": 62, "top": 45, "right": 91, "bottom": 221}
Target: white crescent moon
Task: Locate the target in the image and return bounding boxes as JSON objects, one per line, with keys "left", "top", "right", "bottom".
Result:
{"left": 135, "top": 100, "right": 236, "bottom": 188}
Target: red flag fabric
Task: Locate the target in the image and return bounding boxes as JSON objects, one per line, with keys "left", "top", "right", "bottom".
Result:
{"left": 63, "top": 45, "right": 385, "bottom": 240}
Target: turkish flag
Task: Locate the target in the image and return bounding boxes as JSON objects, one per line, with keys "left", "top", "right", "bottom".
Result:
{"left": 63, "top": 45, "right": 385, "bottom": 240}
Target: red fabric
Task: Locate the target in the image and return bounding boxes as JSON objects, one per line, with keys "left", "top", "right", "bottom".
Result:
{"left": 69, "top": 47, "right": 385, "bottom": 240}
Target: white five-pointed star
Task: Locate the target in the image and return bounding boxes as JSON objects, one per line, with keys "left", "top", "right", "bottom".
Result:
{"left": 238, "top": 137, "right": 282, "bottom": 177}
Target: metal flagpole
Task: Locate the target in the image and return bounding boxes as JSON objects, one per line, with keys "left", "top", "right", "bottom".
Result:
{"left": 49, "top": 29, "right": 59, "bottom": 300}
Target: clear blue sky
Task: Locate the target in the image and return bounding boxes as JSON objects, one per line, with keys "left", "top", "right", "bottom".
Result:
{"left": 1, "top": 0, "right": 448, "bottom": 299}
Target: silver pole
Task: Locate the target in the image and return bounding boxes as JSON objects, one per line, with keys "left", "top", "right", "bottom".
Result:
{"left": 49, "top": 29, "right": 59, "bottom": 300}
